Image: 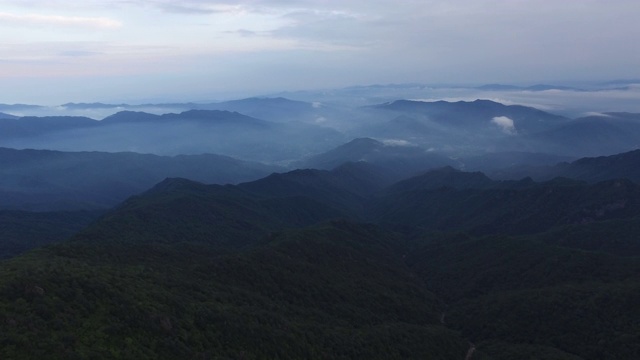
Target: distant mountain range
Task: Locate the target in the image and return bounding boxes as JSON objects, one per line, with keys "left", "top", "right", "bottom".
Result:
{"left": 0, "top": 107, "right": 346, "bottom": 162}
{"left": 493, "top": 148, "right": 640, "bottom": 183}
{"left": 3, "top": 97, "right": 640, "bottom": 161}
{"left": 475, "top": 83, "right": 585, "bottom": 91}
{"left": 0, "top": 103, "right": 44, "bottom": 113}
{"left": 16, "top": 97, "right": 342, "bottom": 124}
{"left": 371, "top": 98, "right": 568, "bottom": 134}
{"left": 271, "top": 79, "right": 640, "bottom": 106}
{"left": 4, "top": 78, "right": 640, "bottom": 115}
{"left": 362, "top": 99, "right": 640, "bottom": 157}
{"left": 518, "top": 112, "right": 640, "bottom": 156}
{"left": 0, "top": 147, "right": 281, "bottom": 211}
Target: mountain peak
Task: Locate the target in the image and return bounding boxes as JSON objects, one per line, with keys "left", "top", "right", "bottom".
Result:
{"left": 101, "top": 110, "right": 159, "bottom": 123}
{"left": 145, "top": 177, "right": 207, "bottom": 194}
{"left": 343, "top": 137, "right": 383, "bottom": 148}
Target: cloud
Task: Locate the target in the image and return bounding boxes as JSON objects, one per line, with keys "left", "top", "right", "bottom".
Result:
{"left": 226, "top": 29, "right": 264, "bottom": 37}
{"left": 270, "top": 9, "right": 377, "bottom": 48}
{"left": 583, "top": 112, "right": 612, "bottom": 118}
{"left": 154, "top": 2, "right": 233, "bottom": 15}
{"left": 0, "top": 12, "right": 121, "bottom": 29}
{"left": 138, "top": 0, "right": 250, "bottom": 15}
{"left": 59, "top": 50, "right": 102, "bottom": 57}
{"left": 382, "top": 139, "right": 412, "bottom": 146}
{"left": 491, "top": 116, "right": 517, "bottom": 135}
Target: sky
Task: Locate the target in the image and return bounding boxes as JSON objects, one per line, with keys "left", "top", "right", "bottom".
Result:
{"left": 1, "top": 0, "right": 640, "bottom": 104}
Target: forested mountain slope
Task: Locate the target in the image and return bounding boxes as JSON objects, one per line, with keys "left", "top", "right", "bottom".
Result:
{"left": 0, "top": 161, "right": 639, "bottom": 358}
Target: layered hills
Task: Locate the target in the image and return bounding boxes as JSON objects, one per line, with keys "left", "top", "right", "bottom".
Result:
{"left": 0, "top": 107, "right": 345, "bottom": 162}
{"left": 493, "top": 148, "right": 640, "bottom": 182}
{"left": 0, "top": 147, "right": 281, "bottom": 211}
{"left": 3, "top": 98, "right": 640, "bottom": 163}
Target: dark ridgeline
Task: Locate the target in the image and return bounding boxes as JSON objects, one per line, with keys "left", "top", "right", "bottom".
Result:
{"left": 0, "top": 147, "right": 282, "bottom": 211}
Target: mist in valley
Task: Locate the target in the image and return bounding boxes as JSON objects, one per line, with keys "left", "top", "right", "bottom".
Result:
{"left": 3, "top": 83, "right": 640, "bottom": 165}
{"left": 3, "top": 82, "right": 640, "bottom": 213}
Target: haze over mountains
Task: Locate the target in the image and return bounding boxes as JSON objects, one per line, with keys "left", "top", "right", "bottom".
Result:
{"left": 0, "top": 147, "right": 282, "bottom": 211}
{"left": 1, "top": 82, "right": 640, "bottom": 358}
{"left": 3, "top": 84, "right": 640, "bottom": 164}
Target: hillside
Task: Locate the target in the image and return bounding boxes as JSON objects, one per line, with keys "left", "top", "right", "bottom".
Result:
{"left": 519, "top": 114, "right": 640, "bottom": 156}
{"left": 0, "top": 207, "right": 468, "bottom": 359}
{"left": 493, "top": 148, "right": 640, "bottom": 182}
{"left": 373, "top": 175, "right": 640, "bottom": 236}
{"left": 0, "top": 210, "right": 103, "bottom": 259}
{"left": 407, "top": 232, "right": 640, "bottom": 359}
{"left": 0, "top": 147, "right": 281, "bottom": 211}
{"left": 0, "top": 109, "right": 345, "bottom": 162}
{"left": 193, "top": 97, "right": 339, "bottom": 124}
{"left": 298, "top": 138, "right": 455, "bottom": 180}
{"left": 1, "top": 154, "right": 640, "bottom": 358}
{"left": 373, "top": 99, "right": 568, "bottom": 134}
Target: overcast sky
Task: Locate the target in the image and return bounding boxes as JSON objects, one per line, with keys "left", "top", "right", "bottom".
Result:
{"left": 1, "top": 0, "right": 639, "bottom": 104}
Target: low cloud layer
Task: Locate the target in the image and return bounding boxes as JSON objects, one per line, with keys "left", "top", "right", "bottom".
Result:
{"left": 382, "top": 139, "right": 412, "bottom": 146}
{"left": 582, "top": 112, "right": 612, "bottom": 118}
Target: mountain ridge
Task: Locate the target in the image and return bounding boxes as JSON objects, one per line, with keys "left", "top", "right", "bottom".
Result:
{"left": 1, "top": 155, "right": 640, "bottom": 358}
{"left": 0, "top": 147, "right": 282, "bottom": 211}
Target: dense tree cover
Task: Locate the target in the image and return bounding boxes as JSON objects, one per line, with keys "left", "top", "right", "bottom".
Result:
{"left": 407, "top": 232, "right": 640, "bottom": 359}
{"left": 0, "top": 222, "right": 468, "bottom": 359}
{"left": 532, "top": 216, "right": 640, "bottom": 256}
{"left": 1, "top": 164, "right": 640, "bottom": 358}
{"left": 372, "top": 177, "right": 640, "bottom": 236}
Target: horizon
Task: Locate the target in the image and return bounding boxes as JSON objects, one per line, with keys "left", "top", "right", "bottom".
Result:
{"left": 4, "top": 80, "right": 640, "bottom": 120}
